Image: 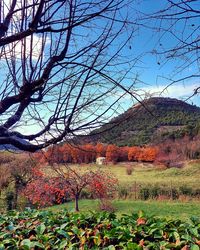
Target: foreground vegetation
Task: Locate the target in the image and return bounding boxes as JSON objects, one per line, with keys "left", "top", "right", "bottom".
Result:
{"left": 1, "top": 209, "right": 200, "bottom": 249}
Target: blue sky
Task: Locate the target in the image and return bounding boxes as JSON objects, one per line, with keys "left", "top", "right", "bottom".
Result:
{"left": 122, "top": 0, "right": 200, "bottom": 107}
{"left": 1, "top": 0, "right": 200, "bottom": 138}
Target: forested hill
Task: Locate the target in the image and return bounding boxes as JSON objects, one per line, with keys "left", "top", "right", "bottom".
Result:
{"left": 89, "top": 97, "right": 200, "bottom": 146}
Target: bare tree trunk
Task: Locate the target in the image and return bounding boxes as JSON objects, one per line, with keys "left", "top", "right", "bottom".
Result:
{"left": 75, "top": 194, "right": 79, "bottom": 212}
{"left": 13, "top": 181, "right": 20, "bottom": 209}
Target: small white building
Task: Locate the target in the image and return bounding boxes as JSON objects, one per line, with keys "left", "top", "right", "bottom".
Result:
{"left": 96, "top": 157, "right": 106, "bottom": 165}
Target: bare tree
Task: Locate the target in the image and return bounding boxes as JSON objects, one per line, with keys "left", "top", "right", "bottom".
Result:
{"left": 0, "top": 0, "right": 139, "bottom": 152}
{"left": 142, "top": 0, "right": 200, "bottom": 97}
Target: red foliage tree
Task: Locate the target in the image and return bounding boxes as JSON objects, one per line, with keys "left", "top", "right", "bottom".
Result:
{"left": 128, "top": 146, "right": 157, "bottom": 162}
{"left": 106, "top": 144, "right": 119, "bottom": 163}
{"left": 24, "top": 176, "right": 67, "bottom": 208}
{"left": 128, "top": 146, "right": 141, "bottom": 161}
{"left": 44, "top": 146, "right": 64, "bottom": 164}
{"left": 119, "top": 146, "right": 129, "bottom": 162}
{"left": 96, "top": 143, "right": 107, "bottom": 157}
{"left": 81, "top": 144, "right": 96, "bottom": 164}
{"left": 89, "top": 171, "right": 118, "bottom": 200}
{"left": 61, "top": 144, "right": 73, "bottom": 163}
{"left": 25, "top": 165, "right": 118, "bottom": 211}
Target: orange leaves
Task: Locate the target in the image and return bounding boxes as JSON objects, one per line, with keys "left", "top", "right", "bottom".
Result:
{"left": 105, "top": 144, "right": 119, "bottom": 163}
{"left": 96, "top": 143, "right": 106, "bottom": 157}
{"left": 128, "top": 146, "right": 140, "bottom": 161}
{"left": 128, "top": 146, "right": 157, "bottom": 162}
{"left": 136, "top": 218, "right": 146, "bottom": 226}
{"left": 88, "top": 171, "right": 118, "bottom": 200}
{"left": 40, "top": 143, "right": 157, "bottom": 165}
{"left": 24, "top": 176, "right": 68, "bottom": 208}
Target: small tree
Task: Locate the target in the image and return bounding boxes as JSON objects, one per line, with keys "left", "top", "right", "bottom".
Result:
{"left": 88, "top": 171, "right": 118, "bottom": 209}
{"left": 8, "top": 154, "right": 38, "bottom": 209}
{"left": 25, "top": 164, "right": 118, "bottom": 211}
{"left": 24, "top": 176, "right": 68, "bottom": 208}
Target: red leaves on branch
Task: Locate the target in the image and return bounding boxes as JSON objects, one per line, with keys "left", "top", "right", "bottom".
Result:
{"left": 24, "top": 167, "right": 118, "bottom": 209}
{"left": 24, "top": 176, "right": 68, "bottom": 207}
{"left": 89, "top": 171, "right": 118, "bottom": 200}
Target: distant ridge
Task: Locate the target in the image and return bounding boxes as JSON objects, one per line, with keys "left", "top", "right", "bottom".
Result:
{"left": 89, "top": 97, "right": 200, "bottom": 146}
{"left": 0, "top": 137, "right": 31, "bottom": 151}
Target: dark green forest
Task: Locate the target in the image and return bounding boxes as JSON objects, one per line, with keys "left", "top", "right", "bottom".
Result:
{"left": 90, "top": 97, "right": 200, "bottom": 146}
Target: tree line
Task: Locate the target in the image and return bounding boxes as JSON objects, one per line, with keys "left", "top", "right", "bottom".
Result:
{"left": 36, "top": 143, "right": 158, "bottom": 165}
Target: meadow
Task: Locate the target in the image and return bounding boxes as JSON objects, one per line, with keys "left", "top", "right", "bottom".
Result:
{"left": 44, "top": 161, "right": 200, "bottom": 220}
{"left": 83, "top": 163, "right": 200, "bottom": 188}
{"left": 54, "top": 161, "right": 200, "bottom": 188}
{"left": 48, "top": 199, "right": 200, "bottom": 221}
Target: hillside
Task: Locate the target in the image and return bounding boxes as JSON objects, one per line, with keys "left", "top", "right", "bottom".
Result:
{"left": 90, "top": 97, "right": 200, "bottom": 146}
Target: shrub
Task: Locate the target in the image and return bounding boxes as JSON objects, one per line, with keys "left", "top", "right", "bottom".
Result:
{"left": 1, "top": 210, "right": 200, "bottom": 248}
{"left": 98, "top": 199, "right": 116, "bottom": 212}
{"left": 170, "top": 188, "right": 179, "bottom": 200}
{"left": 192, "top": 189, "right": 200, "bottom": 197}
{"left": 150, "top": 186, "right": 162, "bottom": 199}
{"left": 126, "top": 165, "right": 133, "bottom": 175}
{"left": 179, "top": 186, "right": 193, "bottom": 196}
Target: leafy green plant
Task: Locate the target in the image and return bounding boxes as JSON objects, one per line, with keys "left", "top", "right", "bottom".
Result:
{"left": 5, "top": 191, "right": 14, "bottom": 211}
{"left": 1, "top": 209, "right": 200, "bottom": 249}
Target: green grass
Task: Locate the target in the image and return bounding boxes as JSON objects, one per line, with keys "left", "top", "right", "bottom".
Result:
{"left": 44, "top": 162, "right": 200, "bottom": 220}
{"left": 48, "top": 161, "right": 200, "bottom": 188}
{"left": 105, "top": 162, "right": 200, "bottom": 188}
{"left": 47, "top": 199, "right": 200, "bottom": 221}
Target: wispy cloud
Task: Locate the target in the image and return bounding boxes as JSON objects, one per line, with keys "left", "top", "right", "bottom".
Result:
{"left": 138, "top": 83, "right": 199, "bottom": 100}
{"left": 2, "top": 35, "right": 50, "bottom": 61}
{"left": 1, "top": 0, "right": 50, "bottom": 61}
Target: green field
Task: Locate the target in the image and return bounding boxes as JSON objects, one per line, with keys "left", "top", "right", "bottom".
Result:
{"left": 50, "top": 161, "right": 200, "bottom": 188}
{"left": 2, "top": 161, "right": 200, "bottom": 218}
{"left": 47, "top": 199, "right": 200, "bottom": 221}
{"left": 108, "top": 162, "right": 200, "bottom": 188}
{"left": 44, "top": 162, "right": 200, "bottom": 221}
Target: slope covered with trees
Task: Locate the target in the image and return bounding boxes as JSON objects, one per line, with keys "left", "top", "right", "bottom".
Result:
{"left": 90, "top": 97, "right": 200, "bottom": 146}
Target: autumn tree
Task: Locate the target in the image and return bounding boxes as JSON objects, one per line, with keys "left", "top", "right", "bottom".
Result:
{"left": 128, "top": 146, "right": 141, "bottom": 161}
{"left": 7, "top": 154, "right": 38, "bottom": 209}
{"left": 0, "top": 164, "right": 10, "bottom": 195}
{"left": 0, "top": 153, "right": 38, "bottom": 209}
{"left": 81, "top": 144, "right": 96, "bottom": 164}
{"left": 89, "top": 171, "right": 118, "bottom": 200}
{"left": 0, "top": 0, "right": 140, "bottom": 152}
{"left": 60, "top": 144, "right": 73, "bottom": 163}
{"left": 26, "top": 164, "right": 118, "bottom": 211}
{"left": 51, "top": 165, "right": 96, "bottom": 211}
{"left": 119, "top": 146, "right": 129, "bottom": 162}
{"left": 24, "top": 175, "right": 68, "bottom": 208}
{"left": 96, "top": 143, "right": 106, "bottom": 158}
{"left": 44, "top": 146, "right": 64, "bottom": 165}
{"left": 106, "top": 144, "right": 119, "bottom": 163}
{"left": 128, "top": 146, "right": 157, "bottom": 162}
{"left": 155, "top": 135, "right": 200, "bottom": 167}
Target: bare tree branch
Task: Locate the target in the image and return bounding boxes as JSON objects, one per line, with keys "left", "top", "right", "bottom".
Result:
{"left": 0, "top": 0, "right": 140, "bottom": 151}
